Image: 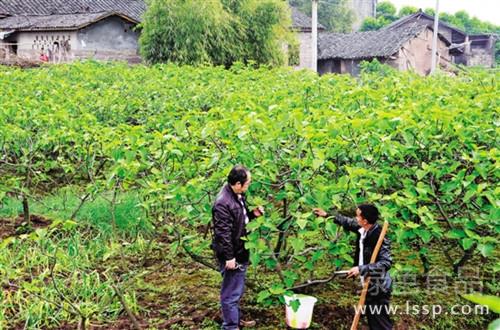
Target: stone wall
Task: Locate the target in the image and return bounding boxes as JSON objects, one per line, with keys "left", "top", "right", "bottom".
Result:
{"left": 468, "top": 48, "right": 495, "bottom": 67}
{"left": 468, "top": 36, "right": 496, "bottom": 67}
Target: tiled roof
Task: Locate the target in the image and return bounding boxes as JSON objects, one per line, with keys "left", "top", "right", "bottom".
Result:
{"left": 0, "top": 0, "right": 145, "bottom": 22}
{"left": 318, "top": 25, "right": 430, "bottom": 60}
{"left": 384, "top": 10, "right": 467, "bottom": 39}
{"left": 291, "top": 6, "right": 325, "bottom": 31}
{"left": 0, "top": 2, "right": 323, "bottom": 34}
{"left": 0, "top": 12, "right": 137, "bottom": 31}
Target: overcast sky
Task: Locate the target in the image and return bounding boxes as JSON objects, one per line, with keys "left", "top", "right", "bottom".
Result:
{"left": 388, "top": 0, "right": 500, "bottom": 25}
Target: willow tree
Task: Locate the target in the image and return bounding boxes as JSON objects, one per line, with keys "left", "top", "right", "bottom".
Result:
{"left": 139, "top": 0, "right": 293, "bottom": 67}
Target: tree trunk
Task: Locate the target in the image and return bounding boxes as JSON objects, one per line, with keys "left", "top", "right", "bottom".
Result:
{"left": 22, "top": 194, "right": 30, "bottom": 224}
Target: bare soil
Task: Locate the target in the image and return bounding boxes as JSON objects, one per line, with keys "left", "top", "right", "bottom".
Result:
{"left": 0, "top": 214, "right": 52, "bottom": 240}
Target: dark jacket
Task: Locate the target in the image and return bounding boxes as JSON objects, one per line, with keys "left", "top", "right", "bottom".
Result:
{"left": 335, "top": 214, "right": 392, "bottom": 298}
{"left": 211, "top": 184, "right": 256, "bottom": 263}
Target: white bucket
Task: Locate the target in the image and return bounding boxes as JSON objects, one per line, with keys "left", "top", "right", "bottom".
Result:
{"left": 284, "top": 294, "right": 318, "bottom": 329}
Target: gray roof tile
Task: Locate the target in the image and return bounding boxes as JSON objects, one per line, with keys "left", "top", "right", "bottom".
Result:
{"left": 384, "top": 10, "right": 467, "bottom": 39}
{"left": 0, "top": 0, "right": 145, "bottom": 22}
{"left": 0, "top": 12, "right": 137, "bottom": 31}
{"left": 318, "top": 25, "right": 429, "bottom": 60}
{"left": 291, "top": 7, "right": 325, "bottom": 31}
{"left": 0, "top": 2, "right": 322, "bottom": 34}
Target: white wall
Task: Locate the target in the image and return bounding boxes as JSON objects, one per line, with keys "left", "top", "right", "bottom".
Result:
{"left": 295, "top": 32, "right": 313, "bottom": 70}
{"left": 11, "top": 16, "right": 141, "bottom": 63}
{"left": 15, "top": 31, "right": 78, "bottom": 61}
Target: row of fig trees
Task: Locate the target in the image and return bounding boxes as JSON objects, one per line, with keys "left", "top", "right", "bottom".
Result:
{"left": 1, "top": 62, "right": 497, "bottom": 307}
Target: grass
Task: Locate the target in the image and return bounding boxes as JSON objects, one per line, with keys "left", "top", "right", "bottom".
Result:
{"left": 0, "top": 188, "right": 151, "bottom": 238}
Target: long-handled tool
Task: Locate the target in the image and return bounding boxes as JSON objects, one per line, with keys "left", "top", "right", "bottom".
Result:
{"left": 350, "top": 221, "right": 389, "bottom": 330}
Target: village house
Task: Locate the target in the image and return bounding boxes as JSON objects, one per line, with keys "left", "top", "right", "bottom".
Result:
{"left": 1, "top": 2, "right": 493, "bottom": 72}
{"left": 291, "top": 7, "right": 496, "bottom": 75}
{"left": 384, "top": 10, "right": 497, "bottom": 68}
{"left": 316, "top": 9, "right": 497, "bottom": 76}
{"left": 0, "top": 1, "right": 327, "bottom": 68}
{"left": 317, "top": 25, "right": 452, "bottom": 76}
{"left": 0, "top": 0, "right": 145, "bottom": 63}
{"left": 290, "top": 6, "right": 326, "bottom": 70}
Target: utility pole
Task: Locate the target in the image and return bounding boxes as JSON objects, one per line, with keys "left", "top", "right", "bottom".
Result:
{"left": 311, "top": 0, "right": 318, "bottom": 72}
{"left": 430, "top": 0, "right": 440, "bottom": 74}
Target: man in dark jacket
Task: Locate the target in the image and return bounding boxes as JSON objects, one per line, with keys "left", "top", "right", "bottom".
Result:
{"left": 314, "top": 204, "right": 393, "bottom": 330}
{"left": 212, "top": 165, "right": 264, "bottom": 330}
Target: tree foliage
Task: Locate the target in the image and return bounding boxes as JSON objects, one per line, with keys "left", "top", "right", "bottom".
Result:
{"left": 376, "top": 1, "right": 397, "bottom": 20}
{"left": 360, "top": 16, "right": 390, "bottom": 31}
{"left": 398, "top": 5, "right": 418, "bottom": 18}
{"left": 363, "top": 1, "right": 500, "bottom": 35}
{"left": 139, "top": 0, "right": 292, "bottom": 66}
{"left": 360, "top": 1, "right": 395, "bottom": 31}
{"left": 1, "top": 62, "right": 498, "bottom": 325}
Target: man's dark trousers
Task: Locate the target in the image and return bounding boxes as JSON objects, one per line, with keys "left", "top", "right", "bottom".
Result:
{"left": 365, "top": 292, "right": 393, "bottom": 330}
{"left": 219, "top": 262, "right": 247, "bottom": 330}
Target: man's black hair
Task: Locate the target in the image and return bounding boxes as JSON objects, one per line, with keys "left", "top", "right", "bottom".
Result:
{"left": 228, "top": 165, "right": 249, "bottom": 186}
{"left": 358, "top": 204, "right": 379, "bottom": 224}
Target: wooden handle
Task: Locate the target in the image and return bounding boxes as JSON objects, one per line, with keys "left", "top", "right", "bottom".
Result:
{"left": 350, "top": 221, "right": 389, "bottom": 330}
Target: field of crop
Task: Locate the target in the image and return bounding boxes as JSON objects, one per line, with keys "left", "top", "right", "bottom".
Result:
{"left": 0, "top": 62, "right": 498, "bottom": 329}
